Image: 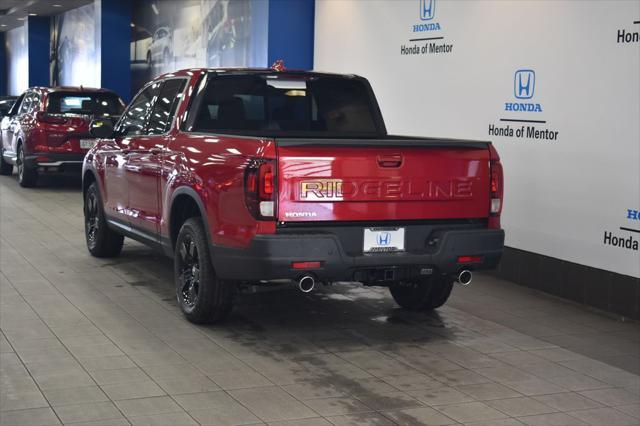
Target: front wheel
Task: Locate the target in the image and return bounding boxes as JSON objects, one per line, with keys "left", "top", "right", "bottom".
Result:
{"left": 390, "top": 276, "right": 454, "bottom": 311}
{"left": 17, "top": 145, "right": 37, "bottom": 187}
{"left": 174, "top": 218, "right": 235, "bottom": 324}
{"left": 84, "top": 182, "right": 124, "bottom": 257}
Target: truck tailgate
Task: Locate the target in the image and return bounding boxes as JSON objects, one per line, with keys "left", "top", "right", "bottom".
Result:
{"left": 276, "top": 139, "right": 491, "bottom": 222}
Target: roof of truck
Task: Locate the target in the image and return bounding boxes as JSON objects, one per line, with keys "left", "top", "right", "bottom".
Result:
{"left": 155, "top": 68, "right": 362, "bottom": 81}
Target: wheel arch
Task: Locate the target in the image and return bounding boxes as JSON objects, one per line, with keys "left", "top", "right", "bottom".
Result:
{"left": 169, "top": 187, "right": 213, "bottom": 251}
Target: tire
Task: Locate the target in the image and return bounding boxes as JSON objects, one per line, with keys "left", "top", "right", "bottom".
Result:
{"left": 0, "top": 149, "right": 12, "bottom": 176}
{"left": 16, "top": 144, "right": 37, "bottom": 187}
{"left": 84, "top": 182, "right": 124, "bottom": 257}
{"left": 174, "top": 217, "right": 235, "bottom": 324}
{"left": 390, "top": 276, "right": 454, "bottom": 311}
{"left": 147, "top": 51, "right": 152, "bottom": 67}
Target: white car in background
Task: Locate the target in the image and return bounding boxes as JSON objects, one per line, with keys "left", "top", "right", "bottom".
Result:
{"left": 147, "top": 27, "right": 173, "bottom": 66}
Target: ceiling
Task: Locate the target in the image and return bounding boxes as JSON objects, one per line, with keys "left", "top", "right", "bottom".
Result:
{"left": 0, "top": 0, "right": 93, "bottom": 32}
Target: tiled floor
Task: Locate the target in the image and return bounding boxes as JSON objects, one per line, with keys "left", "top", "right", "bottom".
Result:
{"left": 1, "top": 174, "right": 639, "bottom": 426}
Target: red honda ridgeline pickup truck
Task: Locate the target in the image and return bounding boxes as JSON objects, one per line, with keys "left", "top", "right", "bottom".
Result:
{"left": 83, "top": 68, "right": 504, "bottom": 323}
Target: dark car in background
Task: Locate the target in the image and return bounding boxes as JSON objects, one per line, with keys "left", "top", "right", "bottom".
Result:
{"left": 0, "top": 87, "right": 125, "bottom": 187}
{"left": 0, "top": 96, "right": 18, "bottom": 118}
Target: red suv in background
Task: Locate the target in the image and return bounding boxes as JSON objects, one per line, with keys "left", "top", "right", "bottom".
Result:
{"left": 0, "top": 87, "right": 125, "bottom": 187}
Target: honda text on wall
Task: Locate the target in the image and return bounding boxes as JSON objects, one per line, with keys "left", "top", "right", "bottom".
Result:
{"left": 0, "top": 87, "right": 125, "bottom": 187}
{"left": 82, "top": 67, "right": 505, "bottom": 323}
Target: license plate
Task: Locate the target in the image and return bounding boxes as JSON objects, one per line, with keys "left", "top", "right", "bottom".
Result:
{"left": 363, "top": 227, "right": 405, "bottom": 253}
{"left": 80, "top": 139, "right": 95, "bottom": 149}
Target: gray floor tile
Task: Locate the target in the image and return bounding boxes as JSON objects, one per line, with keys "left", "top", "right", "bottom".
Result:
{"left": 502, "top": 378, "right": 567, "bottom": 396}
{"left": 0, "top": 407, "right": 61, "bottom": 425}
{"left": 579, "top": 388, "right": 640, "bottom": 406}
{"left": 379, "top": 373, "right": 443, "bottom": 392}
{"left": 101, "top": 380, "right": 166, "bottom": 400}
{"left": 129, "top": 412, "right": 199, "bottom": 425}
{"left": 303, "top": 397, "right": 372, "bottom": 416}
{"left": 517, "top": 412, "right": 589, "bottom": 425}
{"left": 53, "top": 401, "right": 122, "bottom": 424}
{"left": 115, "top": 396, "right": 184, "bottom": 417}
{"left": 455, "top": 382, "right": 522, "bottom": 401}
{"left": 326, "top": 412, "right": 395, "bottom": 425}
{"left": 409, "top": 386, "right": 475, "bottom": 406}
{"left": 568, "top": 407, "right": 640, "bottom": 426}
{"left": 383, "top": 406, "right": 457, "bottom": 425}
{"left": 42, "top": 385, "right": 109, "bottom": 406}
{"left": 435, "top": 401, "right": 509, "bottom": 423}
{"left": 0, "top": 389, "right": 49, "bottom": 411}
{"left": 486, "top": 396, "right": 558, "bottom": 417}
{"left": 533, "top": 392, "right": 603, "bottom": 411}
{"left": 230, "top": 386, "right": 318, "bottom": 421}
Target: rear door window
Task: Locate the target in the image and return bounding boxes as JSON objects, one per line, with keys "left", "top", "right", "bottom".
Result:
{"left": 146, "top": 79, "right": 187, "bottom": 135}
{"left": 117, "top": 82, "right": 162, "bottom": 136}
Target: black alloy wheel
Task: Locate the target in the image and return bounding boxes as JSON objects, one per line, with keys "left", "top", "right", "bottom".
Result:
{"left": 177, "top": 235, "right": 201, "bottom": 311}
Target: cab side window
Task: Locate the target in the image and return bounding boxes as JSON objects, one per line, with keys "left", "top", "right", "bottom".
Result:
{"left": 8, "top": 94, "right": 25, "bottom": 116}
{"left": 18, "top": 92, "right": 34, "bottom": 115}
{"left": 146, "top": 79, "right": 187, "bottom": 135}
{"left": 117, "top": 82, "right": 161, "bottom": 136}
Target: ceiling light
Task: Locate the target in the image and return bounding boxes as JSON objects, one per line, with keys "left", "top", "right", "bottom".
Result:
{"left": 29, "top": 13, "right": 38, "bottom": 16}
{"left": 53, "top": 4, "right": 62, "bottom": 6}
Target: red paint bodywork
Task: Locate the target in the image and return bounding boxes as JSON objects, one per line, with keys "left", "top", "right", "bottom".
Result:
{"left": 84, "top": 69, "right": 503, "bottom": 254}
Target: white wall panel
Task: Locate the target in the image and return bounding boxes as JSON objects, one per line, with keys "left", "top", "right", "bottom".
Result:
{"left": 315, "top": 0, "right": 640, "bottom": 278}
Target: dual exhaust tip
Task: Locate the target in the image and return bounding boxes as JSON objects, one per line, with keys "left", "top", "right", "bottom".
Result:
{"left": 456, "top": 269, "right": 473, "bottom": 286}
{"left": 298, "top": 275, "right": 316, "bottom": 293}
{"left": 297, "top": 270, "right": 471, "bottom": 292}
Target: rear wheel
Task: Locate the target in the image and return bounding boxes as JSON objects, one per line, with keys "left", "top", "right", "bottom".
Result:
{"left": 17, "top": 144, "right": 37, "bottom": 187}
{"left": 84, "top": 182, "right": 124, "bottom": 257}
{"left": 175, "top": 217, "right": 235, "bottom": 324}
{"left": 390, "top": 276, "right": 454, "bottom": 311}
{"left": 0, "top": 149, "right": 12, "bottom": 176}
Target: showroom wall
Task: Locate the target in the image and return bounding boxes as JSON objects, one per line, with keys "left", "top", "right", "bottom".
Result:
{"left": 5, "top": 25, "right": 28, "bottom": 96}
{"left": 50, "top": 3, "right": 101, "bottom": 88}
{"left": 315, "top": 0, "right": 640, "bottom": 279}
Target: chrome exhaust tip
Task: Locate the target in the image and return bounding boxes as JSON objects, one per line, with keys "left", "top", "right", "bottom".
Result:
{"left": 456, "top": 270, "right": 473, "bottom": 286}
{"left": 298, "top": 275, "right": 315, "bottom": 293}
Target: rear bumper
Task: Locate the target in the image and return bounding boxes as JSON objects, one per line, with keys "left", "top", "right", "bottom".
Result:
{"left": 25, "top": 153, "right": 85, "bottom": 171}
{"left": 211, "top": 228, "right": 504, "bottom": 282}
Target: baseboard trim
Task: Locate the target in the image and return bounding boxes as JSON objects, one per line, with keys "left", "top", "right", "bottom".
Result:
{"left": 491, "top": 247, "right": 640, "bottom": 320}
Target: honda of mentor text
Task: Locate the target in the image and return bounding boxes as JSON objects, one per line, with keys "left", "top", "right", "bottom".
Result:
{"left": 82, "top": 66, "right": 505, "bottom": 323}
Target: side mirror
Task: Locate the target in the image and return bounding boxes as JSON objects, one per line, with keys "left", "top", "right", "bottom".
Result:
{"left": 89, "top": 119, "right": 115, "bottom": 139}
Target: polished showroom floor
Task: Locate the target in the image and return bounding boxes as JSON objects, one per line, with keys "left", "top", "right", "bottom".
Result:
{"left": 1, "top": 175, "right": 639, "bottom": 426}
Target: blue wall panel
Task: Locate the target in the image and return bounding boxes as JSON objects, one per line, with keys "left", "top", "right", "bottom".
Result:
{"left": 101, "top": 0, "right": 131, "bottom": 101}
{"left": 268, "top": 0, "right": 314, "bottom": 70}
{"left": 27, "top": 16, "right": 50, "bottom": 87}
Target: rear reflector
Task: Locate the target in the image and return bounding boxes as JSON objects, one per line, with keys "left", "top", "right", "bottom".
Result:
{"left": 491, "top": 198, "right": 501, "bottom": 214}
{"left": 292, "top": 261, "right": 321, "bottom": 269}
{"left": 457, "top": 256, "right": 483, "bottom": 263}
{"left": 259, "top": 201, "right": 274, "bottom": 217}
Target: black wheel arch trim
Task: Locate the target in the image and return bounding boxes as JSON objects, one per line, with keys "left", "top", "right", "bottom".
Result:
{"left": 169, "top": 186, "right": 214, "bottom": 253}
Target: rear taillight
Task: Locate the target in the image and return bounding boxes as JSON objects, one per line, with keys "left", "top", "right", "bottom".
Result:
{"left": 36, "top": 111, "right": 67, "bottom": 124}
{"left": 488, "top": 145, "right": 503, "bottom": 229}
{"left": 244, "top": 159, "right": 276, "bottom": 220}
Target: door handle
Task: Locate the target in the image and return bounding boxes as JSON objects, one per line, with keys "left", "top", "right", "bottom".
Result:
{"left": 149, "top": 147, "right": 163, "bottom": 155}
